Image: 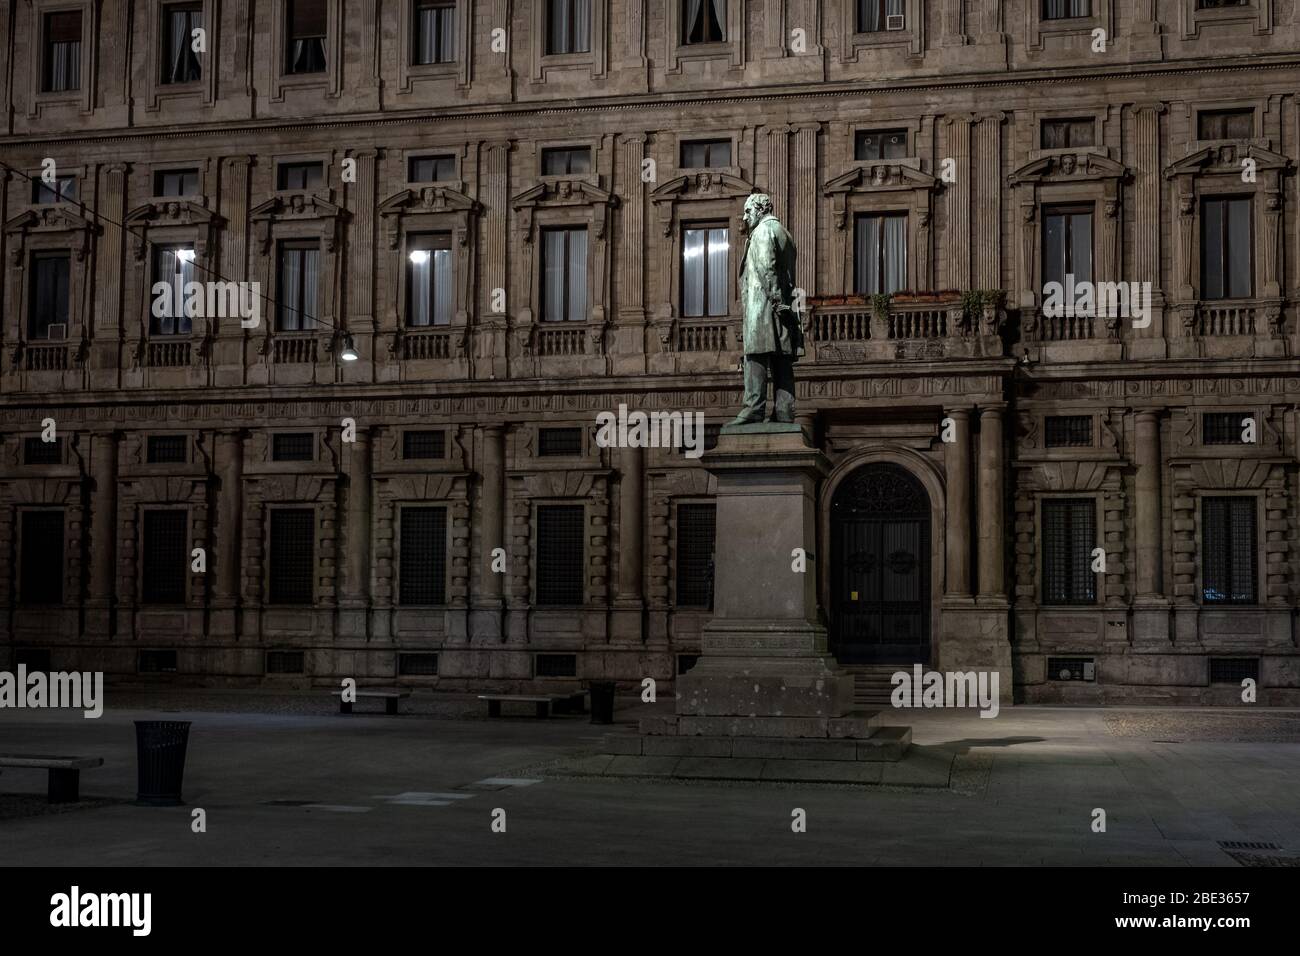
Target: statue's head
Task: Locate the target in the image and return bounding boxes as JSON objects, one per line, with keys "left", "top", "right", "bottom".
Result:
{"left": 742, "top": 193, "right": 774, "bottom": 231}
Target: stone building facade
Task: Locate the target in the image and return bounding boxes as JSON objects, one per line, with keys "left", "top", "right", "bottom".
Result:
{"left": 1, "top": 1, "right": 1299, "bottom": 704}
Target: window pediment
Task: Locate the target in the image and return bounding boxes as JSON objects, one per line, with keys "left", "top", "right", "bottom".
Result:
{"left": 1164, "top": 143, "right": 1291, "bottom": 180}
{"left": 823, "top": 164, "right": 938, "bottom": 232}
{"left": 378, "top": 185, "right": 481, "bottom": 250}
{"left": 512, "top": 180, "right": 617, "bottom": 242}
{"left": 649, "top": 172, "right": 755, "bottom": 237}
{"left": 4, "top": 206, "right": 97, "bottom": 262}
{"left": 124, "top": 200, "right": 222, "bottom": 261}
{"left": 250, "top": 194, "right": 347, "bottom": 254}
{"left": 1008, "top": 152, "right": 1128, "bottom": 187}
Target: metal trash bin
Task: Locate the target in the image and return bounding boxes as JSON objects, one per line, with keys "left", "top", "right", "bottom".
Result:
{"left": 134, "top": 720, "right": 191, "bottom": 806}
{"left": 588, "top": 681, "right": 616, "bottom": 725}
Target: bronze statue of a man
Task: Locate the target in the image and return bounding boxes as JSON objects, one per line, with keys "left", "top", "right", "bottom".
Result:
{"left": 730, "top": 193, "right": 802, "bottom": 426}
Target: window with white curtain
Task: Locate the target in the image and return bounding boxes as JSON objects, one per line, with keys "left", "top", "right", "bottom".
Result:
{"left": 1201, "top": 197, "right": 1252, "bottom": 300}
{"left": 152, "top": 245, "right": 197, "bottom": 336}
{"left": 541, "top": 227, "right": 588, "bottom": 322}
{"left": 542, "top": 147, "right": 592, "bottom": 176}
{"left": 413, "top": 0, "right": 455, "bottom": 64}
{"left": 682, "top": 224, "right": 729, "bottom": 318}
{"left": 1042, "top": 0, "right": 1091, "bottom": 19}
{"left": 409, "top": 155, "right": 456, "bottom": 182}
{"left": 43, "top": 11, "right": 82, "bottom": 92}
{"left": 853, "top": 213, "right": 907, "bottom": 294}
{"left": 546, "top": 0, "right": 591, "bottom": 55}
{"left": 407, "top": 234, "right": 454, "bottom": 327}
{"left": 277, "top": 240, "right": 321, "bottom": 330}
{"left": 162, "top": 3, "right": 203, "bottom": 84}
{"left": 286, "top": 0, "right": 327, "bottom": 74}
{"left": 155, "top": 169, "right": 200, "bottom": 197}
{"left": 680, "top": 139, "right": 732, "bottom": 169}
{"left": 683, "top": 0, "right": 726, "bottom": 43}
{"left": 857, "top": 0, "right": 904, "bottom": 32}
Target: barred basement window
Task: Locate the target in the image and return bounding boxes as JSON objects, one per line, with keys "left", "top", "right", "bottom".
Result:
{"left": 266, "top": 650, "right": 306, "bottom": 674}
{"left": 675, "top": 503, "right": 716, "bottom": 608}
{"left": 1044, "top": 415, "right": 1093, "bottom": 448}
{"left": 1202, "top": 497, "right": 1255, "bottom": 604}
{"left": 21, "top": 510, "right": 64, "bottom": 605}
{"left": 398, "top": 652, "right": 439, "bottom": 676}
{"left": 1209, "top": 657, "right": 1259, "bottom": 684}
{"left": 14, "top": 648, "right": 52, "bottom": 671}
{"left": 677, "top": 654, "right": 701, "bottom": 675}
{"left": 142, "top": 510, "right": 188, "bottom": 605}
{"left": 24, "top": 436, "right": 63, "bottom": 465}
{"left": 536, "top": 653, "right": 577, "bottom": 678}
{"left": 402, "top": 430, "right": 446, "bottom": 459}
{"left": 272, "top": 433, "right": 315, "bottom": 461}
{"left": 147, "top": 435, "right": 189, "bottom": 464}
{"left": 538, "top": 427, "right": 583, "bottom": 457}
{"left": 269, "top": 509, "right": 315, "bottom": 604}
{"left": 399, "top": 507, "right": 447, "bottom": 605}
{"left": 138, "top": 649, "right": 179, "bottom": 674}
{"left": 1041, "top": 499, "right": 1096, "bottom": 605}
{"left": 535, "top": 505, "right": 584, "bottom": 605}
{"left": 1046, "top": 657, "right": 1095, "bottom": 681}
{"left": 1203, "top": 412, "right": 1249, "bottom": 445}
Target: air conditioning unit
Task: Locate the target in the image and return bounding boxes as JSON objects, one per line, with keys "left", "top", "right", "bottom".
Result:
{"left": 45, "top": 323, "right": 67, "bottom": 340}
{"left": 886, "top": 14, "right": 906, "bottom": 30}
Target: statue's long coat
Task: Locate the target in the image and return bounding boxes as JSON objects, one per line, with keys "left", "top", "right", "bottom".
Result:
{"left": 737, "top": 213, "right": 802, "bottom": 357}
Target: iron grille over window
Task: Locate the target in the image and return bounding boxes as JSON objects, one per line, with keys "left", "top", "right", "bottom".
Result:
{"left": 1209, "top": 658, "right": 1259, "bottom": 684}
{"left": 539, "top": 427, "right": 583, "bottom": 457}
{"left": 1041, "top": 118, "right": 1094, "bottom": 149}
{"left": 148, "top": 436, "right": 189, "bottom": 464}
{"left": 412, "top": 0, "right": 455, "bottom": 64}
{"left": 21, "top": 510, "right": 64, "bottom": 604}
{"left": 266, "top": 650, "right": 306, "bottom": 674}
{"left": 162, "top": 4, "right": 202, "bottom": 83}
{"left": 535, "top": 505, "right": 584, "bottom": 605}
{"left": 1203, "top": 412, "right": 1249, "bottom": 445}
{"left": 1202, "top": 497, "right": 1255, "bottom": 604}
{"left": 269, "top": 509, "right": 315, "bottom": 604}
{"left": 43, "top": 11, "right": 82, "bottom": 92}
{"left": 1041, "top": 498, "right": 1096, "bottom": 605}
{"left": 409, "top": 155, "right": 455, "bottom": 182}
{"left": 541, "top": 147, "right": 592, "bottom": 175}
{"left": 855, "top": 129, "right": 908, "bottom": 160}
{"left": 680, "top": 139, "right": 731, "bottom": 168}
{"left": 676, "top": 503, "right": 716, "bottom": 608}
{"left": 536, "top": 653, "right": 577, "bottom": 677}
{"left": 24, "top": 437, "right": 63, "bottom": 465}
{"left": 286, "top": 0, "right": 327, "bottom": 73}
{"left": 1046, "top": 657, "right": 1094, "bottom": 681}
{"left": 155, "top": 169, "right": 199, "bottom": 197}
{"left": 403, "top": 430, "right": 446, "bottom": 459}
{"left": 139, "top": 649, "right": 179, "bottom": 673}
{"left": 399, "top": 507, "right": 447, "bottom": 605}
{"left": 272, "top": 433, "right": 315, "bottom": 461}
{"left": 399, "top": 653, "right": 440, "bottom": 676}
{"left": 1044, "top": 416, "right": 1093, "bottom": 448}
{"left": 142, "top": 510, "right": 188, "bottom": 604}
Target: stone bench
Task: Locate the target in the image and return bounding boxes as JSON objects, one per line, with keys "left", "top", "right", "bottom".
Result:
{"left": 334, "top": 689, "right": 411, "bottom": 715}
{"left": 550, "top": 690, "right": 589, "bottom": 715}
{"left": 0, "top": 754, "right": 104, "bottom": 803}
{"left": 478, "top": 694, "right": 556, "bottom": 719}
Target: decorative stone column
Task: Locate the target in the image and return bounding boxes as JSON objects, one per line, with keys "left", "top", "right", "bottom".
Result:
{"left": 977, "top": 404, "right": 1005, "bottom": 599}
{"left": 611, "top": 444, "right": 644, "bottom": 643}
{"left": 470, "top": 423, "right": 506, "bottom": 643}
{"left": 338, "top": 427, "right": 372, "bottom": 639}
{"left": 211, "top": 430, "right": 244, "bottom": 641}
{"left": 1132, "top": 410, "right": 1171, "bottom": 645}
{"left": 85, "top": 432, "right": 119, "bottom": 639}
{"left": 944, "top": 408, "right": 972, "bottom": 598}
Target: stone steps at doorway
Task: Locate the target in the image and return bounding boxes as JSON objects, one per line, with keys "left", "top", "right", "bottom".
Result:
{"left": 847, "top": 665, "right": 906, "bottom": 706}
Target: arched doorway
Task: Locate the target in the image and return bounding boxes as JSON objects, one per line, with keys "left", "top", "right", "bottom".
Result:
{"left": 829, "top": 462, "right": 931, "bottom": 664}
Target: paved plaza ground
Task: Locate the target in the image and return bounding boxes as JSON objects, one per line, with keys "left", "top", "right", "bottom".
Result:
{"left": 2, "top": 690, "right": 1298, "bottom": 866}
